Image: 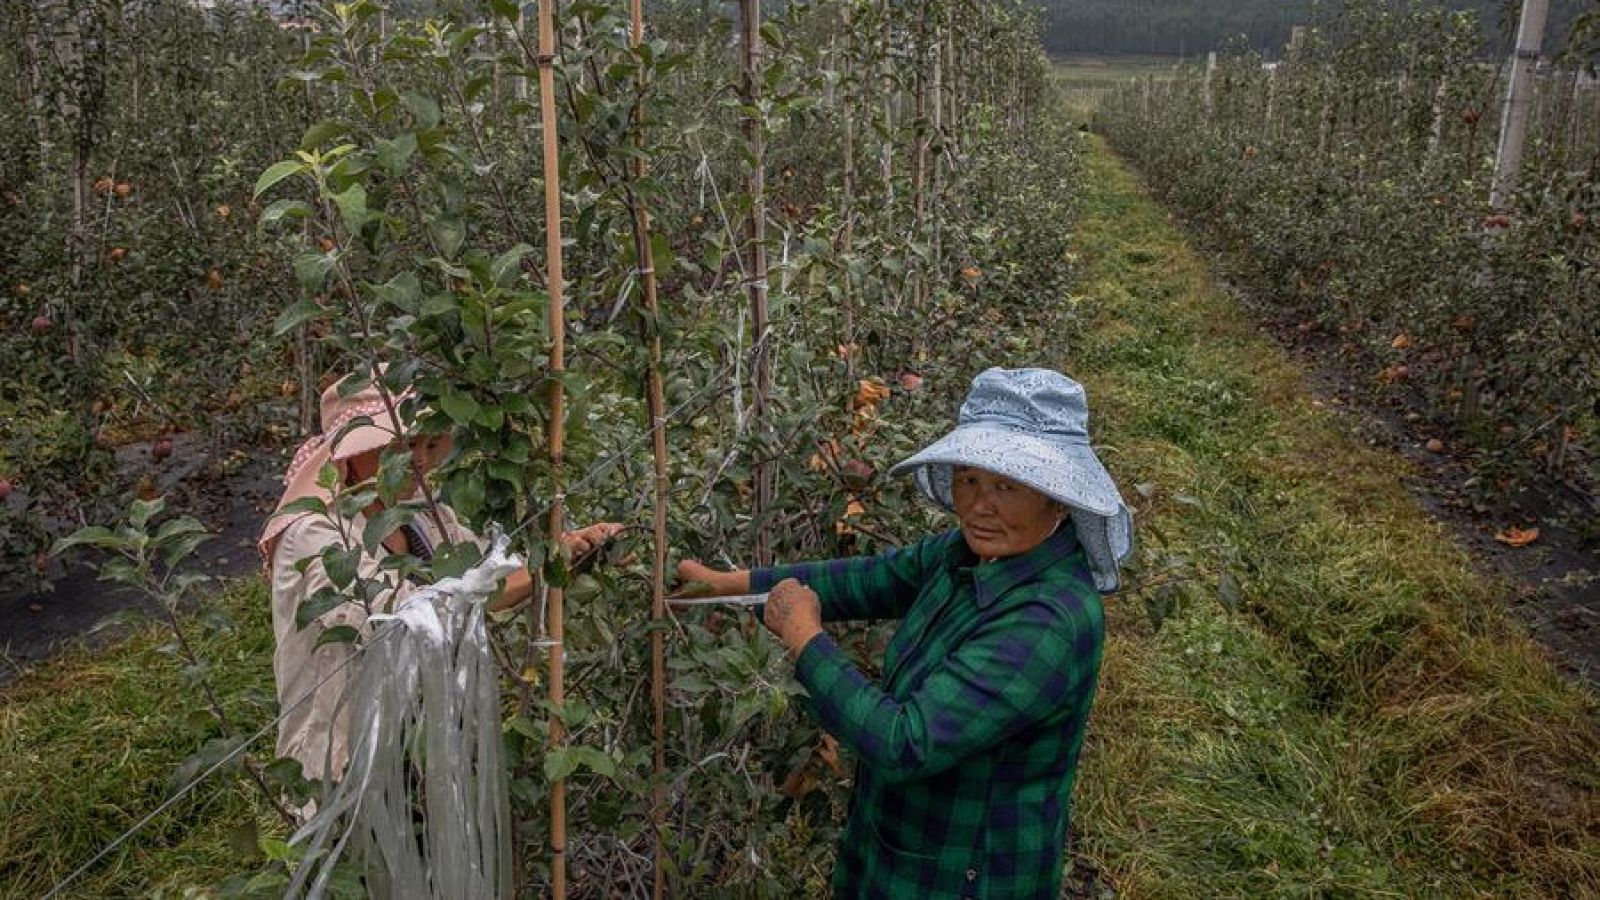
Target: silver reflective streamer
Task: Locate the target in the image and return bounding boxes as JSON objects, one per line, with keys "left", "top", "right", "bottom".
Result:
{"left": 287, "top": 533, "right": 520, "bottom": 899}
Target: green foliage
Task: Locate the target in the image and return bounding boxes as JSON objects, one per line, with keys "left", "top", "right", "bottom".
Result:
{"left": 0, "top": 0, "right": 315, "bottom": 580}
{"left": 1097, "top": 0, "right": 1600, "bottom": 496}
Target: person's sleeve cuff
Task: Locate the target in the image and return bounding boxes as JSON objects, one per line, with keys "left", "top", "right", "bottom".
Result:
{"left": 793, "top": 630, "right": 842, "bottom": 687}
{"left": 750, "top": 567, "right": 779, "bottom": 593}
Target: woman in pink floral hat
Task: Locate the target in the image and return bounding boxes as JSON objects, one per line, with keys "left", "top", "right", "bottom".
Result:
{"left": 259, "top": 373, "right": 619, "bottom": 784}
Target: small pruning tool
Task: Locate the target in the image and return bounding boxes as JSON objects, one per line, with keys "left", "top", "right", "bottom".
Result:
{"left": 666, "top": 593, "right": 770, "bottom": 608}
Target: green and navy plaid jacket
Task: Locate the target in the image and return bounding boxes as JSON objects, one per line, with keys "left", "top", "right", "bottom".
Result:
{"left": 752, "top": 527, "right": 1104, "bottom": 899}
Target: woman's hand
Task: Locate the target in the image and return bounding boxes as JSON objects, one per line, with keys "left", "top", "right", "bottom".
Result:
{"left": 763, "top": 578, "right": 823, "bottom": 658}
{"left": 672, "top": 559, "right": 750, "bottom": 598}
{"left": 561, "top": 522, "right": 624, "bottom": 559}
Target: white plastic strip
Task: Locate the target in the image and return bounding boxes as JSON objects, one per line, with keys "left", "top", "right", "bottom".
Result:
{"left": 288, "top": 532, "right": 522, "bottom": 899}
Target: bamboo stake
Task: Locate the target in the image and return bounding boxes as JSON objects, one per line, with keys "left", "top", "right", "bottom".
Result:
{"left": 625, "top": 1, "right": 671, "bottom": 896}
{"left": 740, "top": 0, "right": 773, "bottom": 567}
{"left": 534, "top": 0, "right": 569, "bottom": 892}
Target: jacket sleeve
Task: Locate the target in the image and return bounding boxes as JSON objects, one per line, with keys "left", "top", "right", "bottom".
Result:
{"left": 790, "top": 594, "right": 1100, "bottom": 783}
{"left": 750, "top": 531, "right": 959, "bottom": 623}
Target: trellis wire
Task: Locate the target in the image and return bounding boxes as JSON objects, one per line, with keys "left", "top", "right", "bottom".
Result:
{"left": 39, "top": 622, "right": 402, "bottom": 900}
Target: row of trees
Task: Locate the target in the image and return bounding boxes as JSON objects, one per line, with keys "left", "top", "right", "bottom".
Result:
{"left": 6, "top": 0, "right": 1085, "bottom": 895}
{"left": 1097, "top": 0, "right": 1599, "bottom": 497}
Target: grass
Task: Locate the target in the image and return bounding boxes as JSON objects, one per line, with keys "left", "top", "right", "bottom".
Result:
{"left": 0, "top": 581, "right": 284, "bottom": 899}
{"left": 1068, "top": 135, "right": 1600, "bottom": 897}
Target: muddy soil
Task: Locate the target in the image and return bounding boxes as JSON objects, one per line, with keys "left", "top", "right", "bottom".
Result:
{"left": 0, "top": 433, "right": 285, "bottom": 685}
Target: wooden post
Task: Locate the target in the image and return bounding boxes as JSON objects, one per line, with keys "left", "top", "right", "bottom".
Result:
{"left": 1204, "top": 50, "right": 1217, "bottom": 114}
{"left": 1491, "top": 0, "right": 1550, "bottom": 209}
{"left": 739, "top": 0, "right": 773, "bottom": 567}
{"left": 534, "top": 0, "right": 569, "bottom": 892}
{"left": 625, "top": 2, "right": 670, "bottom": 896}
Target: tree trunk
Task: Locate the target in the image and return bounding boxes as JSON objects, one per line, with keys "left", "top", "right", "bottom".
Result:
{"left": 740, "top": 0, "right": 773, "bottom": 567}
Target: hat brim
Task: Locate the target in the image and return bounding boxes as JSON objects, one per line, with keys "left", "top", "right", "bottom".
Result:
{"left": 327, "top": 417, "right": 406, "bottom": 462}
{"left": 890, "top": 424, "right": 1135, "bottom": 592}
{"left": 889, "top": 424, "right": 1123, "bottom": 517}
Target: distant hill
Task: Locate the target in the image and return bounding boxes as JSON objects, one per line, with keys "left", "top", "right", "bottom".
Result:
{"left": 1037, "top": 1, "right": 1589, "bottom": 59}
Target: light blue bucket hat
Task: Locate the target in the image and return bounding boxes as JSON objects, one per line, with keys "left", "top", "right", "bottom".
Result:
{"left": 889, "top": 368, "right": 1134, "bottom": 592}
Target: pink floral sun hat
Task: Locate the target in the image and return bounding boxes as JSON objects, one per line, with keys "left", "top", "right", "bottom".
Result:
{"left": 258, "top": 374, "right": 417, "bottom": 565}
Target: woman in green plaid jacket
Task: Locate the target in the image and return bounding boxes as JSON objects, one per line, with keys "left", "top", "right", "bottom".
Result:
{"left": 679, "top": 369, "right": 1133, "bottom": 899}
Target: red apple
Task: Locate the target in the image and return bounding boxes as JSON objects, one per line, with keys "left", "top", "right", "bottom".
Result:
{"left": 30, "top": 315, "right": 51, "bottom": 335}
{"left": 0, "top": 478, "right": 12, "bottom": 501}
{"left": 151, "top": 436, "right": 174, "bottom": 462}
{"left": 898, "top": 372, "right": 924, "bottom": 393}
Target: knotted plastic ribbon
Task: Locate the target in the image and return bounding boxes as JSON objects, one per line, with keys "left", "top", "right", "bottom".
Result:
{"left": 287, "top": 532, "right": 521, "bottom": 899}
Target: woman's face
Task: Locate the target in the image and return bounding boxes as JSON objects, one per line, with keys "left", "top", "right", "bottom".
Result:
{"left": 344, "top": 434, "right": 454, "bottom": 498}
{"left": 951, "top": 466, "right": 1064, "bottom": 560}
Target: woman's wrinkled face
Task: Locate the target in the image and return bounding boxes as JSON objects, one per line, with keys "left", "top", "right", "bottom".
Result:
{"left": 951, "top": 466, "right": 1065, "bottom": 560}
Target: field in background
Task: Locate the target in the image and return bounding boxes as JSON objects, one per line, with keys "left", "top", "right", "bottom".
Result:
{"left": 1053, "top": 55, "right": 1180, "bottom": 117}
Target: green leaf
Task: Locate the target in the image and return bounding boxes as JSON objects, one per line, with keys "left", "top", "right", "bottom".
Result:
{"left": 439, "top": 388, "right": 480, "bottom": 424}
{"left": 299, "top": 120, "right": 349, "bottom": 151}
{"left": 158, "top": 527, "right": 212, "bottom": 568}
{"left": 323, "top": 546, "right": 361, "bottom": 590}
{"left": 331, "top": 183, "right": 369, "bottom": 233}
{"left": 375, "top": 133, "right": 418, "bottom": 177}
{"left": 294, "top": 252, "right": 338, "bottom": 294}
{"left": 130, "top": 497, "right": 165, "bottom": 530}
{"left": 544, "top": 745, "right": 617, "bottom": 782}
{"left": 274, "top": 298, "right": 328, "bottom": 336}
{"left": 432, "top": 540, "right": 484, "bottom": 579}
{"left": 402, "top": 92, "right": 442, "bottom": 130}
{"left": 447, "top": 472, "right": 486, "bottom": 522}
{"left": 314, "top": 625, "right": 361, "bottom": 649}
{"left": 376, "top": 450, "right": 414, "bottom": 505}
{"left": 362, "top": 507, "right": 414, "bottom": 555}
{"left": 50, "top": 525, "right": 121, "bottom": 555}
{"left": 296, "top": 586, "right": 348, "bottom": 629}
{"left": 254, "top": 160, "right": 307, "bottom": 198}
{"left": 258, "top": 198, "right": 314, "bottom": 228}
{"left": 491, "top": 243, "right": 534, "bottom": 287}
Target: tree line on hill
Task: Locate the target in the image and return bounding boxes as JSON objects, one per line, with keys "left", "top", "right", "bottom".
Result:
{"left": 1037, "top": 0, "right": 1590, "bottom": 59}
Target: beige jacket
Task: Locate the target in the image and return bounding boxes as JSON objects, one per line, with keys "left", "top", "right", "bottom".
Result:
{"left": 269, "top": 505, "right": 481, "bottom": 781}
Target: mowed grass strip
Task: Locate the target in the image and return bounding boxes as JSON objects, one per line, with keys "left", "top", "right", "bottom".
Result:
{"left": 0, "top": 581, "right": 283, "bottom": 899}
{"left": 1068, "top": 135, "right": 1600, "bottom": 898}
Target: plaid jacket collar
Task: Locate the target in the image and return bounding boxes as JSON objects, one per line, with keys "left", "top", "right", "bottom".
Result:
{"left": 942, "top": 524, "right": 1081, "bottom": 609}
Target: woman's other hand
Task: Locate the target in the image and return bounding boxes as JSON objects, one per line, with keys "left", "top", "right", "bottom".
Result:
{"left": 672, "top": 559, "right": 751, "bottom": 598}
{"left": 763, "top": 578, "right": 823, "bottom": 658}
{"left": 562, "top": 522, "right": 624, "bottom": 558}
